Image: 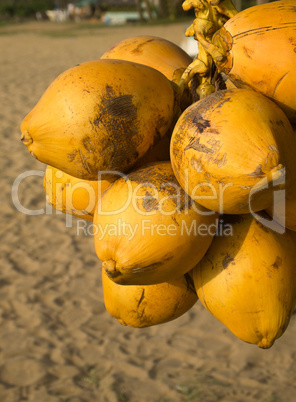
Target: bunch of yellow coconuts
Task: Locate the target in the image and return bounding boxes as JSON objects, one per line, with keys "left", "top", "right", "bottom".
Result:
{"left": 20, "top": 0, "right": 296, "bottom": 349}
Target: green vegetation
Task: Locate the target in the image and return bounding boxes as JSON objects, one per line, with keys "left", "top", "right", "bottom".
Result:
{"left": 0, "top": 0, "right": 194, "bottom": 20}
{"left": 82, "top": 367, "right": 100, "bottom": 384}
{"left": 0, "top": 0, "right": 55, "bottom": 18}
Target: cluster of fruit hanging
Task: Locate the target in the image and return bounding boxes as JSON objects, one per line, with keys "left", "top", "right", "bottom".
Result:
{"left": 21, "top": 0, "right": 296, "bottom": 349}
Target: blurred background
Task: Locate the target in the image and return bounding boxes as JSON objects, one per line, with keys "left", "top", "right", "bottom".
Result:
{"left": 0, "top": 0, "right": 276, "bottom": 24}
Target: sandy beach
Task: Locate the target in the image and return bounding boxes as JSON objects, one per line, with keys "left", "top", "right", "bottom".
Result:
{"left": 1, "top": 19, "right": 296, "bottom": 402}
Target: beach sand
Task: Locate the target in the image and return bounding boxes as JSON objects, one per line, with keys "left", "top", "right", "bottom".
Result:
{"left": 1, "top": 20, "right": 296, "bottom": 402}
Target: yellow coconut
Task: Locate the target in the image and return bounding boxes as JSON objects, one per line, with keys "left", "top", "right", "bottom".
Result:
{"left": 170, "top": 88, "right": 296, "bottom": 214}
{"left": 94, "top": 161, "right": 218, "bottom": 285}
{"left": 43, "top": 165, "right": 115, "bottom": 221}
{"left": 192, "top": 214, "right": 296, "bottom": 349}
{"left": 102, "top": 269, "right": 198, "bottom": 327}
{"left": 210, "top": 0, "right": 296, "bottom": 123}
{"left": 101, "top": 35, "right": 193, "bottom": 111}
{"left": 21, "top": 59, "right": 177, "bottom": 180}
{"left": 44, "top": 135, "right": 171, "bottom": 221}
{"left": 101, "top": 35, "right": 192, "bottom": 83}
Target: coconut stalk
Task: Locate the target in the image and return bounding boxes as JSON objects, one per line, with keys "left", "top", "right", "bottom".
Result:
{"left": 178, "top": 0, "right": 238, "bottom": 100}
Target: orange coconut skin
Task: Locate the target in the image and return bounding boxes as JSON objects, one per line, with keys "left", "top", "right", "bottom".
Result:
{"left": 20, "top": 59, "right": 176, "bottom": 180}
{"left": 192, "top": 214, "right": 296, "bottom": 349}
{"left": 43, "top": 165, "right": 114, "bottom": 221}
{"left": 102, "top": 269, "right": 198, "bottom": 328}
{"left": 94, "top": 162, "right": 218, "bottom": 285}
{"left": 170, "top": 88, "right": 296, "bottom": 214}
{"left": 101, "top": 35, "right": 193, "bottom": 110}
{"left": 212, "top": 0, "right": 296, "bottom": 123}
{"left": 101, "top": 35, "right": 192, "bottom": 82}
